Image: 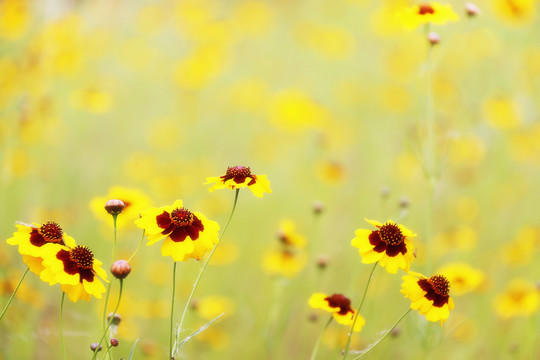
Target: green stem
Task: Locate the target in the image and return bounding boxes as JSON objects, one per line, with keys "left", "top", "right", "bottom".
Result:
{"left": 102, "top": 214, "right": 119, "bottom": 332}
{"left": 343, "top": 262, "right": 378, "bottom": 359}
{"left": 92, "top": 280, "right": 124, "bottom": 360}
{"left": 0, "top": 267, "right": 29, "bottom": 321}
{"left": 60, "top": 292, "right": 67, "bottom": 360}
{"left": 310, "top": 315, "right": 333, "bottom": 360}
{"left": 172, "top": 189, "right": 240, "bottom": 357}
{"left": 127, "top": 229, "right": 145, "bottom": 263}
{"left": 170, "top": 261, "right": 177, "bottom": 360}
{"left": 352, "top": 309, "right": 412, "bottom": 360}
{"left": 112, "top": 214, "right": 118, "bottom": 262}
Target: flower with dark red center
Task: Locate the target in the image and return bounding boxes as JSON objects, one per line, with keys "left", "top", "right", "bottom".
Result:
{"left": 40, "top": 244, "right": 108, "bottom": 302}
{"left": 308, "top": 293, "right": 365, "bottom": 332}
{"left": 351, "top": 219, "right": 416, "bottom": 274}
{"left": 418, "top": 4, "right": 435, "bottom": 15}
{"left": 135, "top": 199, "right": 220, "bottom": 262}
{"left": 395, "top": 2, "right": 459, "bottom": 30}
{"left": 205, "top": 166, "right": 272, "bottom": 198}
{"left": 401, "top": 271, "right": 455, "bottom": 325}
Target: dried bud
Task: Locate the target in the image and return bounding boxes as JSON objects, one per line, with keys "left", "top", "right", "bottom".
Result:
{"left": 308, "top": 312, "right": 318, "bottom": 322}
{"left": 312, "top": 201, "right": 324, "bottom": 215}
{"left": 110, "top": 260, "right": 131, "bottom": 279}
{"left": 390, "top": 326, "right": 401, "bottom": 338}
{"left": 316, "top": 254, "right": 329, "bottom": 269}
{"left": 427, "top": 32, "right": 440, "bottom": 46}
{"left": 110, "top": 338, "right": 119, "bottom": 347}
{"left": 90, "top": 343, "right": 102, "bottom": 352}
{"left": 465, "top": 2, "right": 480, "bottom": 17}
{"left": 380, "top": 186, "right": 390, "bottom": 198}
{"left": 104, "top": 199, "right": 126, "bottom": 215}
{"left": 107, "top": 312, "right": 122, "bottom": 325}
{"left": 399, "top": 196, "right": 410, "bottom": 209}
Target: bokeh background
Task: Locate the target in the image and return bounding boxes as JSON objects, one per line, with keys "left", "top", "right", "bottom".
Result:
{"left": 1, "top": 0, "right": 540, "bottom": 359}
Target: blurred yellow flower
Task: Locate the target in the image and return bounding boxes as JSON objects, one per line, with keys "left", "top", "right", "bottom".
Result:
{"left": 262, "top": 249, "right": 307, "bottom": 278}
{"left": 232, "top": 1, "right": 275, "bottom": 37}
{"left": 194, "top": 324, "right": 229, "bottom": 350}
{"left": 351, "top": 219, "right": 416, "bottom": 274}
{"left": 174, "top": 45, "right": 229, "bottom": 90}
{"left": 434, "top": 226, "right": 478, "bottom": 254}
{"left": 501, "top": 226, "right": 539, "bottom": 266}
{"left": 0, "top": 0, "right": 30, "bottom": 40}
{"left": 0, "top": 270, "right": 45, "bottom": 309}
{"left": 492, "top": 0, "right": 536, "bottom": 25}
{"left": 206, "top": 166, "right": 271, "bottom": 198}
{"left": 482, "top": 97, "right": 522, "bottom": 130}
{"left": 267, "top": 89, "right": 329, "bottom": 132}
{"left": 395, "top": 2, "right": 459, "bottom": 30}
{"left": 90, "top": 186, "right": 152, "bottom": 229}
{"left": 316, "top": 160, "right": 347, "bottom": 185}
{"left": 436, "top": 263, "right": 485, "bottom": 296}
{"left": 449, "top": 134, "right": 486, "bottom": 167}
{"left": 309, "top": 293, "right": 364, "bottom": 331}
{"left": 195, "top": 295, "right": 235, "bottom": 320}
{"left": 295, "top": 22, "right": 355, "bottom": 60}
{"left": 401, "top": 271, "right": 454, "bottom": 325}
{"left": 494, "top": 279, "right": 540, "bottom": 319}
{"left": 70, "top": 87, "right": 113, "bottom": 114}
{"left": 276, "top": 219, "right": 307, "bottom": 248}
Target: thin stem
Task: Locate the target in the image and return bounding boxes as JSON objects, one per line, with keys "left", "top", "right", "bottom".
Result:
{"left": 102, "top": 214, "right": 119, "bottom": 332}
{"left": 310, "top": 315, "right": 333, "bottom": 360}
{"left": 127, "top": 229, "right": 145, "bottom": 263}
{"left": 343, "top": 262, "right": 378, "bottom": 359}
{"left": 352, "top": 309, "right": 412, "bottom": 360}
{"left": 0, "top": 267, "right": 29, "bottom": 321}
{"left": 170, "top": 261, "right": 177, "bottom": 360}
{"left": 172, "top": 189, "right": 240, "bottom": 357}
{"left": 60, "top": 292, "right": 67, "bottom": 360}
{"left": 112, "top": 214, "right": 118, "bottom": 262}
{"left": 92, "top": 280, "right": 124, "bottom": 360}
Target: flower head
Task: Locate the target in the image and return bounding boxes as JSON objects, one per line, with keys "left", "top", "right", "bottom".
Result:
{"left": 205, "top": 166, "right": 271, "bottom": 198}
{"left": 351, "top": 219, "right": 416, "bottom": 274}
{"left": 436, "top": 262, "right": 484, "bottom": 296}
{"left": 401, "top": 271, "right": 454, "bottom": 325}
{"left": 309, "top": 293, "right": 364, "bottom": 332}
{"left": 494, "top": 279, "right": 539, "bottom": 319}
{"left": 262, "top": 249, "right": 307, "bottom": 278}
{"left": 135, "top": 199, "right": 220, "bottom": 262}
{"left": 395, "top": 2, "right": 459, "bottom": 30}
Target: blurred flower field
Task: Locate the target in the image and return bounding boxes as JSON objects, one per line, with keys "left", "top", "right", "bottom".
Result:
{"left": 1, "top": 0, "right": 540, "bottom": 359}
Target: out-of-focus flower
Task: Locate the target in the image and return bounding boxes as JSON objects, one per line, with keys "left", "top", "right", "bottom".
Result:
{"left": 492, "top": 0, "right": 536, "bottom": 26}
{"left": 206, "top": 166, "right": 271, "bottom": 198}
{"left": 427, "top": 31, "right": 440, "bottom": 45}
{"left": 351, "top": 219, "right": 416, "bottom": 274}
{"left": 70, "top": 87, "right": 113, "bottom": 114}
{"left": 135, "top": 199, "right": 220, "bottom": 262}
{"left": 276, "top": 220, "right": 307, "bottom": 248}
{"left": 40, "top": 244, "right": 108, "bottom": 302}
{"left": 448, "top": 134, "right": 486, "bottom": 168}
{"left": 294, "top": 22, "right": 355, "bottom": 60}
{"left": 434, "top": 226, "right": 478, "bottom": 254}
{"left": 482, "top": 97, "right": 522, "bottom": 130}
{"left": 90, "top": 187, "right": 152, "bottom": 229}
{"left": 194, "top": 295, "right": 235, "bottom": 320}
{"left": 316, "top": 160, "right": 347, "bottom": 185}
{"left": 262, "top": 249, "right": 307, "bottom": 278}
{"left": 309, "top": 293, "right": 364, "bottom": 332}
{"left": 401, "top": 271, "right": 454, "bottom": 325}
{"left": 0, "top": 0, "right": 30, "bottom": 40}
{"left": 494, "top": 279, "right": 540, "bottom": 319}
{"left": 465, "top": 3, "right": 481, "bottom": 17}
{"left": 395, "top": 2, "right": 459, "bottom": 30}
{"left": 436, "top": 263, "right": 484, "bottom": 296}
{"left": 501, "top": 226, "right": 539, "bottom": 266}
{"left": 232, "top": 1, "right": 275, "bottom": 37}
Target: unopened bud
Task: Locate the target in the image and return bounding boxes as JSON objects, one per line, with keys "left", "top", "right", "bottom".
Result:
{"left": 308, "top": 312, "right": 318, "bottom": 322}
{"left": 312, "top": 201, "right": 324, "bottom": 215}
{"left": 104, "top": 199, "right": 126, "bottom": 215}
{"left": 110, "top": 260, "right": 131, "bottom": 279}
{"left": 90, "top": 343, "right": 102, "bottom": 352}
{"left": 399, "top": 196, "right": 410, "bottom": 209}
{"left": 107, "top": 313, "right": 122, "bottom": 325}
{"left": 465, "top": 2, "right": 480, "bottom": 17}
{"left": 316, "top": 254, "right": 329, "bottom": 269}
{"left": 381, "top": 186, "right": 390, "bottom": 199}
{"left": 110, "top": 338, "right": 119, "bottom": 347}
{"left": 427, "top": 32, "right": 440, "bottom": 46}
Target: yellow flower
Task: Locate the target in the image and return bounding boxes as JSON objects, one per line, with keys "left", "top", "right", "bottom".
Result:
{"left": 309, "top": 293, "right": 364, "bottom": 332}
{"left": 401, "top": 271, "right": 454, "bottom": 326}
{"left": 195, "top": 295, "right": 235, "bottom": 320}
{"left": 492, "top": 0, "right": 536, "bottom": 26}
{"left": 494, "top": 279, "right": 540, "bottom": 319}
{"left": 40, "top": 244, "right": 108, "bottom": 302}
{"left": 205, "top": 166, "right": 271, "bottom": 198}
{"left": 262, "top": 248, "right": 307, "bottom": 278}
{"left": 351, "top": 219, "right": 416, "bottom": 274}
{"left": 89, "top": 186, "right": 152, "bottom": 229}
{"left": 135, "top": 199, "right": 220, "bottom": 262}
{"left": 395, "top": 2, "right": 459, "bottom": 30}
{"left": 436, "top": 263, "right": 484, "bottom": 296}
{"left": 276, "top": 219, "right": 306, "bottom": 248}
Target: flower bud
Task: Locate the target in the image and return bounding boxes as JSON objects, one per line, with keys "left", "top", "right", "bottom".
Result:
{"left": 110, "top": 260, "right": 131, "bottom": 279}
{"left": 90, "top": 343, "right": 102, "bottom": 352}
{"left": 427, "top": 32, "right": 440, "bottom": 46}
{"left": 107, "top": 312, "right": 122, "bottom": 325}
{"left": 104, "top": 199, "right": 126, "bottom": 215}
{"left": 110, "top": 338, "right": 119, "bottom": 347}
{"left": 465, "top": 3, "right": 480, "bottom": 17}
{"left": 312, "top": 201, "right": 324, "bottom": 215}
{"left": 316, "top": 254, "right": 329, "bottom": 270}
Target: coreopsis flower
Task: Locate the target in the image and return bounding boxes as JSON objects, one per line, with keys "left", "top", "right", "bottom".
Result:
{"left": 262, "top": 248, "right": 307, "bottom": 278}
{"left": 276, "top": 219, "right": 307, "bottom": 248}
{"left": 40, "top": 244, "right": 108, "bottom": 302}
{"left": 6, "top": 221, "right": 75, "bottom": 276}
{"left": 135, "top": 199, "right": 220, "bottom": 262}
{"left": 90, "top": 186, "right": 152, "bottom": 229}
{"left": 494, "top": 279, "right": 539, "bottom": 319}
{"left": 436, "top": 263, "right": 484, "bottom": 296}
{"left": 401, "top": 271, "right": 454, "bottom": 325}
{"left": 351, "top": 219, "right": 416, "bottom": 274}
{"left": 395, "top": 2, "right": 459, "bottom": 30}
{"left": 205, "top": 166, "right": 271, "bottom": 198}
{"left": 309, "top": 293, "right": 364, "bottom": 332}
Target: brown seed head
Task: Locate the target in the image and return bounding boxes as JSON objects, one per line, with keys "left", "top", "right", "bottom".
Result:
{"left": 105, "top": 199, "right": 126, "bottom": 215}
{"left": 110, "top": 260, "right": 131, "bottom": 279}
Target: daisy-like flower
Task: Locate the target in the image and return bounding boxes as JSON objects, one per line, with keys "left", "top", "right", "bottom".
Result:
{"left": 351, "top": 219, "right": 416, "bottom": 274}
{"left": 6, "top": 221, "right": 75, "bottom": 276}
{"left": 135, "top": 199, "right": 220, "bottom": 262}
{"left": 436, "top": 262, "right": 484, "bottom": 296}
{"left": 205, "top": 166, "right": 271, "bottom": 198}
{"left": 401, "top": 271, "right": 455, "bottom": 325}
{"left": 39, "top": 243, "right": 108, "bottom": 302}
{"left": 395, "top": 2, "right": 459, "bottom": 30}
{"left": 494, "top": 279, "right": 540, "bottom": 319}
{"left": 262, "top": 249, "right": 307, "bottom": 278}
{"left": 276, "top": 219, "right": 307, "bottom": 248}
{"left": 309, "top": 293, "right": 365, "bottom": 332}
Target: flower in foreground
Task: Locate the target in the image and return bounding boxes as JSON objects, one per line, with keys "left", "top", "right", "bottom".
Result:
{"left": 40, "top": 244, "right": 108, "bottom": 302}
{"left": 395, "top": 2, "right": 459, "bottom": 30}
{"left": 401, "top": 271, "right": 454, "bottom": 325}
{"left": 135, "top": 199, "right": 220, "bottom": 262}
{"left": 351, "top": 219, "right": 416, "bottom": 274}
{"left": 494, "top": 279, "right": 539, "bottom": 319}
{"left": 309, "top": 293, "right": 365, "bottom": 332}
{"left": 205, "top": 166, "right": 271, "bottom": 198}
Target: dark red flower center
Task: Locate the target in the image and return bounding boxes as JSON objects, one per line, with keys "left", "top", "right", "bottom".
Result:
{"left": 378, "top": 223, "right": 404, "bottom": 246}
{"left": 39, "top": 222, "right": 63, "bottom": 243}
{"left": 220, "top": 166, "right": 257, "bottom": 185}
{"left": 325, "top": 294, "right": 354, "bottom": 315}
{"left": 56, "top": 246, "right": 95, "bottom": 283}
{"left": 69, "top": 246, "right": 94, "bottom": 270}
{"left": 418, "top": 274, "right": 450, "bottom": 307}
{"left": 156, "top": 207, "right": 205, "bottom": 243}
{"left": 418, "top": 4, "right": 435, "bottom": 15}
